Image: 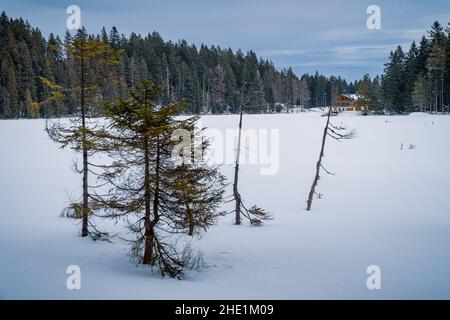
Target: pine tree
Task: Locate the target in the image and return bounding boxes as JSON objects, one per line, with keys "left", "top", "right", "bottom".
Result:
{"left": 242, "top": 52, "right": 266, "bottom": 113}
{"left": 356, "top": 74, "right": 371, "bottom": 114}
{"left": 0, "top": 58, "right": 19, "bottom": 118}
{"left": 46, "top": 29, "right": 122, "bottom": 237}
{"left": 109, "top": 26, "right": 121, "bottom": 49}
{"left": 298, "top": 77, "right": 311, "bottom": 107}
{"left": 445, "top": 23, "right": 450, "bottom": 110}
{"left": 412, "top": 74, "right": 430, "bottom": 112}
{"left": 427, "top": 42, "right": 446, "bottom": 112}
{"left": 429, "top": 21, "right": 445, "bottom": 46}
{"left": 94, "top": 80, "right": 225, "bottom": 277}
{"left": 381, "top": 46, "right": 407, "bottom": 113}
{"left": 285, "top": 68, "right": 295, "bottom": 112}
{"left": 370, "top": 76, "right": 382, "bottom": 113}
{"left": 404, "top": 41, "right": 420, "bottom": 108}
{"left": 210, "top": 64, "right": 226, "bottom": 113}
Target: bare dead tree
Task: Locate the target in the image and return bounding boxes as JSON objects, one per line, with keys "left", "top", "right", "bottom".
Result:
{"left": 232, "top": 90, "right": 244, "bottom": 224}
{"left": 306, "top": 107, "right": 357, "bottom": 211}
{"left": 232, "top": 84, "right": 272, "bottom": 225}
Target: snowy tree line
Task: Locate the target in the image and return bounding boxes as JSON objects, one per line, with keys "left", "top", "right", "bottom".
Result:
{"left": 358, "top": 21, "right": 450, "bottom": 114}
{"left": 2, "top": 12, "right": 450, "bottom": 118}
{"left": 1, "top": 11, "right": 360, "bottom": 119}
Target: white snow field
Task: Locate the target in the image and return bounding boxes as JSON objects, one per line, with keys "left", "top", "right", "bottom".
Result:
{"left": 1, "top": 112, "right": 450, "bottom": 299}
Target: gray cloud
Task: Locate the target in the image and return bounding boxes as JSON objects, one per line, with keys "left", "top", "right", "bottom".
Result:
{"left": 0, "top": 0, "right": 448, "bottom": 81}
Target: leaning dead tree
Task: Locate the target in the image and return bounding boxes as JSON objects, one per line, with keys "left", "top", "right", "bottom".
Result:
{"left": 232, "top": 83, "right": 272, "bottom": 225}
{"left": 306, "top": 106, "right": 357, "bottom": 211}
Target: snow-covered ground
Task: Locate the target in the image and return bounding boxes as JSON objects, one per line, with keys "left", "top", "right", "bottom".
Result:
{"left": 1, "top": 112, "right": 450, "bottom": 299}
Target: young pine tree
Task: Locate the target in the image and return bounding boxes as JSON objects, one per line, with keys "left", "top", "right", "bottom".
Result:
{"left": 46, "top": 29, "right": 122, "bottom": 237}
{"left": 94, "top": 80, "right": 225, "bottom": 278}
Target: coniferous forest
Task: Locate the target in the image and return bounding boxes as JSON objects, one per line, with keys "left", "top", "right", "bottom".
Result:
{"left": 0, "top": 11, "right": 342, "bottom": 118}
{"left": 2, "top": 12, "right": 450, "bottom": 119}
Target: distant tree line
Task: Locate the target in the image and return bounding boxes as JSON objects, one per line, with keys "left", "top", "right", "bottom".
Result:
{"left": 5, "top": 12, "right": 447, "bottom": 118}
{"left": 0, "top": 11, "right": 361, "bottom": 119}
{"left": 359, "top": 21, "right": 450, "bottom": 114}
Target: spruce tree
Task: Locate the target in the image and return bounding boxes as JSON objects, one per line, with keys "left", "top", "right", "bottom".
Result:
{"left": 427, "top": 42, "right": 446, "bottom": 112}
{"left": 94, "top": 80, "right": 225, "bottom": 277}
{"left": 445, "top": 23, "right": 450, "bottom": 110}
{"left": 356, "top": 74, "right": 371, "bottom": 114}
{"left": 412, "top": 74, "right": 430, "bottom": 112}
{"left": 381, "top": 46, "right": 407, "bottom": 113}
{"left": 46, "top": 29, "right": 122, "bottom": 237}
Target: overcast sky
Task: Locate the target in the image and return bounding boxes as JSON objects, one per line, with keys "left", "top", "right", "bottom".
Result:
{"left": 1, "top": 0, "right": 449, "bottom": 81}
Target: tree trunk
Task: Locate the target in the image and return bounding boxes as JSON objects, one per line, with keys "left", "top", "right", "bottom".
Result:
{"left": 306, "top": 106, "right": 331, "bottom": 211}
{"left": 143, "top": 134, "right": 155, "bottom": 265}
{"left": 166, "top": 66, "right": 170, "bottom": 101}
{"left": 153, "top": 135, "right": 160, "bottom": 226}
{"left": 233, "top": 93, "right": 244, "bottom": 225}
{"left": 143, "top": 223, "right": 155, "bottom": 265}
{"left": 187, "top": 204, "right": 194, "bottom": 236}
{"left": 81, "top": 141, "right": 89, "bottom": 237}
{"left": 80, "top": 46, "right": 89, "bottom": 237}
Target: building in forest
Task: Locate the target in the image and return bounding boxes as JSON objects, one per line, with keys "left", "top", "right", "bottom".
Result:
{"left": 332, "top": 94, "right": 360, "bottom": 112}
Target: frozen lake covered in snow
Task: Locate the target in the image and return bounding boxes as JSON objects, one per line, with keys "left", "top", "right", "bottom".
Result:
{"left": 1, "top": 112, "right": 450, "bottom": 299}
